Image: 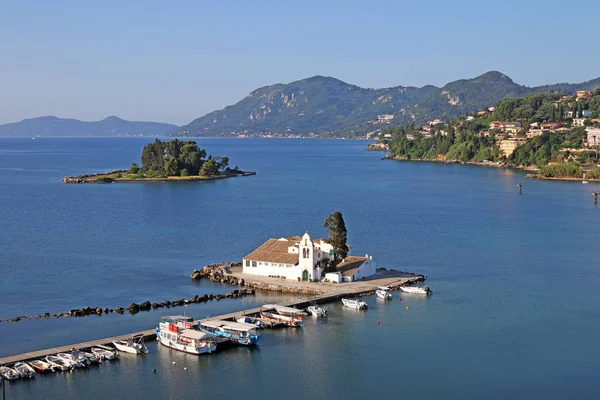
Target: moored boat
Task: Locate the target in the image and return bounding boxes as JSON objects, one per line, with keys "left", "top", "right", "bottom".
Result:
{"left": 156, "top": 315, "right": 217, "bottom": 355}
{"left": 91, "top": 347, "right": 119, "bottom": 361}
{"left": 14, "top": 362, "right": 35, "bottom": 379}
{"left": 235, "top": 316, "right": 265, "bottom": 329}
{"left": 199, "top": 320, "right": 261, "bottom": 345}
{"left": 56, "top": 352, "right": 87, "bottom": 368}
{"left": 28, "top": 359, "right": 55, "bottom": 373}
{"left": 260, "top": 310, "right": 303, "bottom": 327}
{"left": 79, "top": 351, "right": 101, "bottom": 364}
{"left": 376, "top": 286, "right": 392, "bottom": 300}
{"left": 307, "top": 305, "right": 328, "bottom": 317}
{"left": 262, "top": 304, "right": 306, "bottom": 317}
{"left": 113, "top": 334, "right": 149, "bottom": 355}
{"left": 0, "top": 366, "right": 20, "bottom": 380}
{"left": 342, "top": 297, "right": 368, "bottom": 310}
{"left": 400, "top": 285, "right": 431, "bottom": 294}
{"left": 44, "top": 355, "right": 71, "bottom": 371}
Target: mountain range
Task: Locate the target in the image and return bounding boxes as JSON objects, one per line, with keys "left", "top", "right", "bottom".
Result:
{"left": 179, "top": 71, "right": 600, "bottom": 137}
{"left": 0, "top": 116, "right": 177, "bottom": 137}
{"left": 2, "top": 71, "right": 600, "bottom": 138}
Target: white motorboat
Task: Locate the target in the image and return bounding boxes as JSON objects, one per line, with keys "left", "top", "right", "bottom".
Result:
{"left": 157, "top": 315, "right": 217, "bottom": 355}
{"left": 262, "top": 304, "right": 306, "bottom": 317}
{"left": 235, "top": 316, "right": 265, "bottom": 329}
{"left": 45, "top": 355, "right": 71, "bottom": 371}
{"left": 28, "top": 359, "right": 55, "bottom": 373}
{"left": 400, "top": 285, "right": 431, "bottom": 294}
{"left": 79, "top": 351, "right": 101, "bottom": 364}
{"left": 91, "top": 347, "right": 119, "bottom": 361}
{"left": 341, "top": 298, "right": 368, "bottom": 310}
{"left": 307, "top": 305, "right": 328, "bottom": 317}
{"left": 113, "top": 334, "right": 149, "bottom": 354}
{"left": 376, "top": 286, "right": 392, "bottom": 300}
{"left": 56, "top": 352, "right": 87, "bottom": 368}
{"left": 14, "top": 362, "right": 35, "bottom": 379}
{"left": 260, "top": 310, "right": 303, "bottom": 327}
{"left": 0, "top": 366, "right": 20, "bottom": 380}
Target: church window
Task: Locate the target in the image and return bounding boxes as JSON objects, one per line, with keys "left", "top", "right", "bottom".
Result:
{"left": 245, "top": 260, "right": 250, "bottom": 267}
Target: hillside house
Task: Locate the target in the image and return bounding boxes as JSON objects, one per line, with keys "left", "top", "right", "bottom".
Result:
{"left": 587, "top": 128, "right": 600, "bottom": 147}
{"left": 573, "top": 118, "right": 586, "bottom": 127}
{"left": 500, "top": 138, "right": 527, "bottom": 157}
{"left": 576, "top": 90, "right": 592, "bottom": 101}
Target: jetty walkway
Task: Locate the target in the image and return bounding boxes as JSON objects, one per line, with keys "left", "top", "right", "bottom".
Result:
{"left": 0, "top": 272, "right": 422, "bottom": 366}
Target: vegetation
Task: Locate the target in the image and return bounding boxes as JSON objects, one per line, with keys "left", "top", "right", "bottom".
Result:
{"left": 384, "top": 90, "right": 600, "bottom": 178}
{"left": 323, "top": 211, "right": 349, "bottom": 270}
{"left": 140, "top": 139, "right": 230, "bottom": 177}
{"left": 176, "top": 72, "right": 600, "bottom": 138}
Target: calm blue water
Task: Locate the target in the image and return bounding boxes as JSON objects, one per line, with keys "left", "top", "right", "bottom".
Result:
{"left": 1, "top": 137, "right": 599, "bottom": 399}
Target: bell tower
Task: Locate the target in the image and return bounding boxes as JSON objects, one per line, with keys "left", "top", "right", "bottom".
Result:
{"left": 298, "top": 232, "right": 314, "bottom": 281}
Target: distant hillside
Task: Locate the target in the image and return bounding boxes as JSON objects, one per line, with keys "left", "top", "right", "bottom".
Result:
{"left": 178, "top": 72, "right": 600, "bottom": 138}
{"left": 0, "top": 116, "right": 178, "bottom": 137}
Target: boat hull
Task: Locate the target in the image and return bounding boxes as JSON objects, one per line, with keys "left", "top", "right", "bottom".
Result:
{"left": 400, "top": 286, "right": 430, "bottom": 294}
{"left": 342, "top": 298, "right": 368, "bottom": 310}
{"left": 376, "top": 290, "right": 392, "bottom": 300}
{"left": 157, "top": 333, "right": 216, "bottom": 354}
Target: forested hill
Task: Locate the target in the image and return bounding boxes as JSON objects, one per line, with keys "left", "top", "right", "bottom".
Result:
{"left": 0, "top": 116, "right": 178, "bottom": 137}
{"left": 178, "top": 72, "right": 600, "bottom": 138}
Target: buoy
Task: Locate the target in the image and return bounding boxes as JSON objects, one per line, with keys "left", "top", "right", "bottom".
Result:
{"left": 184, "top": 367, "right": 187, "bottom": 370}
{"left": 152, "top": 368, "right": 156, "bottom": 373}
{"left": 172, "top": 361, "right": 176, "bottom": 365}
{"left": 377, "top": 320, "right": 380, "bottom": 325}
{"left": 405, "top": 306, "right": 409, "bottom": 310}
{"left": 398, "top": 298, "right": 402, "bottom": 301}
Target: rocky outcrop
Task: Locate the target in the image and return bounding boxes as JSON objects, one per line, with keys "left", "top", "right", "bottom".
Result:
{"left": 62, "top": 170, "right": 126, "bottom": 184}
{"left": 366, "top": 143, "right": 389, "bottom": 152}
{"left": 191, "top": 262, "right": 243, "bottom": 286}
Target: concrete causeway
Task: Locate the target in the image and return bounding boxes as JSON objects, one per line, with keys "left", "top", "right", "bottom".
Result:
{"left": 0, "top": 271, "right": 423, "bottom": 366}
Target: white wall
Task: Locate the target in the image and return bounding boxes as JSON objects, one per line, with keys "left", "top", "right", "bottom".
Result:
{"left": 242, "top": 259, "right": 302, "bottom": 280}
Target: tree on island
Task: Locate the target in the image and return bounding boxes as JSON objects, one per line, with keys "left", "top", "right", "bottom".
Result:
{"left": 199, "top": 158, "right": 219, "bottom": 176}
{"left": 323, "top": 211, "right": 349, "bottom": 270}
{"left": 139, "top": 139, "right": 229, "bottom": 178}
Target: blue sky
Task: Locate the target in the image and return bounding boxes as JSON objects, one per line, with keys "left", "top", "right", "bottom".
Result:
{"left": 1, "top": 0, "right": 599, "bottom": 125}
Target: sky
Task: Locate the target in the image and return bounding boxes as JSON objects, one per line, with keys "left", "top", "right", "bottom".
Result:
{"left": 1, "top": 0, "right": 599, "bottom": 126}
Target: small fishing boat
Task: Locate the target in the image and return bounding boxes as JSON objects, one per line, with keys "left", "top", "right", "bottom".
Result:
{"left": 582, "top": 180, "right": 589, "bottom": 184}
{"left": 260, "top": 310, "right": 303, "bottom": 327}
{"left": 14, "top": 362, "right": 35, "bottom": 379}
{"left": 199, "top": 320, "right": 261, "bottom": 345}
{"left": 376, "top": 286, "right": 392, "bottom": 300}
{"left": 262, "top": 304, "right": 306, "bottom": 317}
{"left": 113, "top": 334, "right": 149, "bottom": 355}
{"left": 28, "top": 359, "right": 55, "bottom": 373}
{"left": 342, "top": 298, "right": 368, "bottom": 310}
{"left": 0, "top": 366, "right": 20, "bottom": 380}
{"left": 400, "top": 285, "right": 431, "bottom": 294}
{"left": 157, "top": 315, "right": 217, "bottom": 355}
{"left": 235, "top": 316, "right": 265, "bottom": 329}
{"left": 45, "top": 356, "right": 71, "bottom": 371}
{"left": 307, "top": 305, "right": 328, "bottom": 317}
{"left": 91, "top": 347, "right": 119, "bottom": 361}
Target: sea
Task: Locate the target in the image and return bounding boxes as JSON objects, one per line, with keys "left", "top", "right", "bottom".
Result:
{"left": 0, "top": 137, "right": 598, "bottom": 399}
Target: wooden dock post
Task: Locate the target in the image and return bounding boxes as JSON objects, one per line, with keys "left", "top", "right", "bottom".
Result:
{"left": 517, "top": 183, "right": 523, "bottom": 194}
{"left": 593, "top": 191, "right": 599, "bottom": 204}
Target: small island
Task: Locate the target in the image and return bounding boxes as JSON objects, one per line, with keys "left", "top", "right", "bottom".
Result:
{"left": 63, "top": 139, "right": 255, "bottom": 183}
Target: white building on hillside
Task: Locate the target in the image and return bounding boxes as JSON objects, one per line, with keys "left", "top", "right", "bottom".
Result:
{"left": 242, "top": 233, "right": 334, "bottom": 281}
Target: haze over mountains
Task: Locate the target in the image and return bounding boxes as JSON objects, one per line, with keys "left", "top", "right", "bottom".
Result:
{"left": 2, "top": 71, "right": 600, "bottom": 138}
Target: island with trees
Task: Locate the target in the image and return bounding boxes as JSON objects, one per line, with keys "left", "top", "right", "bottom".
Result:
{"left": 373, "top": 89, "right": 600, "bottom": 181}
{"left": 62, "top": 139, "right": 255, "bottom": 183}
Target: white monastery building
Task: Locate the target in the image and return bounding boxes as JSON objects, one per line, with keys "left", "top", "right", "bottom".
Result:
{"left": 242, "top": 232, "right": 376, "bottom": 282}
